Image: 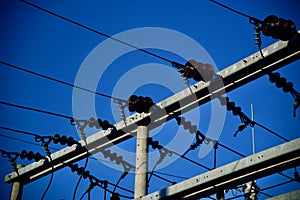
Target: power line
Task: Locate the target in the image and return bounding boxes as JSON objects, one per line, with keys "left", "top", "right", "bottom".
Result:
{"left": 0, "top": 126, "right": 39, "bottom": 137}
{"left": 153, "top": 171, "right": 188, "bottom": 180}
{"left": 0, "top": 100, "right": 73, "bottom": 120}
{"left": 0, "top": 134, "right": 59, "bottom": 151}
{"left": 261, "top": 179, "right": 295, "bottom": 191}
{"left": 20, "top": 0, "right": 174, "bottom": 64}
{"left": 209, "top": 0, "right": 262, "bottom": 23}
{"left": 0, "top": 61, "right": 126, "bottom": 103}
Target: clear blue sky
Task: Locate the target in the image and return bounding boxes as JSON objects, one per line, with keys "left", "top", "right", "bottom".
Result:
{"left": 0, "top": 0, "right": 299, "bottom": 199}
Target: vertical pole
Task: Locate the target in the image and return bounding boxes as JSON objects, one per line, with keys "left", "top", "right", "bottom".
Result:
{"left": 251, "top": 103, "right": 255, "bottom": 154}
{"left": 134, "top": 125, "right": 149, "bottom": 199}
{"left": 10, "top": 164, "right": 24, "bottom": 200}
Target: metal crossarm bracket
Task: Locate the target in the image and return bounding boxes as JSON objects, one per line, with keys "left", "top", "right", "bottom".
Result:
{"left": 5, "top": 33, "right": 300, "bottom": 184}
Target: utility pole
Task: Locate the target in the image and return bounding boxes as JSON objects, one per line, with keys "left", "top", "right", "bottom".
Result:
{"left": 10, "top": 164, "right": 24, "bottom": 200}
{"left": 134, "top": 120, "right": 150, "bottom": 199}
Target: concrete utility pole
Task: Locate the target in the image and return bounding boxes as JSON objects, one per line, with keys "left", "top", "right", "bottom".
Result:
{"left": 134, "top": 122, "right": 149, "bottom": 199}
{"left": 10, "top": 164, "right": 24, "bottom": 200}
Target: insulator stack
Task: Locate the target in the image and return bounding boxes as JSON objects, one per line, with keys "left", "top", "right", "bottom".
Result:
{"left": 269, "top": 72, "right": 294, "bottom": 93}
{"left": 69, "top": 164, "right": 91, "bottom": 179}
{"left": 268, "top": 72, "right": 300, "bottom": 117}
{"left": 218, "top": 96, "right": 243, "bottom": 116}
{"left": 20, "top": 150, "right": 44, "bottom": 162}
{"left": 217, "top": 96, "right": 254, "bottom": 137}
{"left": 53, "top": 134, "right": 78, "bottom": 147}
{"left": 128, "top": 95, "right": 154, "bottom": 113}
{"left": 182, "top": 60, "right": 215, "bottom": 82}
{"left": 175, "top": 116, "right": 198, "bottom": 134}
{"left": 148, "top": 138, "right": 172, "bottom": 164}
{"left": 101, "top": 149, "right": 124, "bottom": 165}
{"left": 262, "top": 15, "right": 297, "bottom": 41}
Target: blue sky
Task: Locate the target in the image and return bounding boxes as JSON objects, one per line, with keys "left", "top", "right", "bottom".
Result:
{"left": 0, "top": 0, "right": 299, "bottom": 199}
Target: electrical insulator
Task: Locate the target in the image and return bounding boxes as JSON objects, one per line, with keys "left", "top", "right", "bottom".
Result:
{"left": 19, "top": 150, "right": 44, "bottom": 162}
{"left": 262, "top": 15, "right": 297, "bottom": 41}
{"left": 128, "top": 95, "right": 154, "bottom": 113}
{"left": 268, "top": 72, "right": 280, "bottom": 83}
{"left": 53, "top": 134, "right": 60, "bottom": 144}
{"left": 110, "top": 193, "right": 120, "bottom": 200}
{"left": 67, "top": 137, "right": 76, "bottom": 146}
{"left": 182, "top": 60, "right": 215, "bottom": 82}
{"left": 27, "top": 151, "right": 34, "bottom": 161}
{"left": 52, "top": 134, "right": 78, "bottom": 146}
{"left": 20, "top": 150, "right": 27, "bottom": 160}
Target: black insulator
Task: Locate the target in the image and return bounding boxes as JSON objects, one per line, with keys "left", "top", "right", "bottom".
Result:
{"left": 183, "top": 60, "right": 215, "bottom": 82}
{"left": 70, "top": 164, "right": 78, "bottom": 172}
{"left": 77, "top": 167, "right": 84, "bottom": 175}
{"left": 20, "top": 150, "right": 27, "bottom": 160}
{"left": 233, "top": 106, "right": 242, "bottom": 116}
{"left": 102, "top": 149, "right": 111, "bottom": 158}
{"left": 27, "top": 151, "right": 34, "bottom": 161}
{"left": 67, "top": 137, "right": 75, "bottom": 146}
{"left": 227, "top": 102, "right": 235, "bottom": 111}
{"left": 152, "top": 141, "right": 159, "bottom": 149}
{"left": 110, "top": 153, "right": 117, "bottom": 162}
{"left": 60, "top": 135, "right": 68, "bottom": 145}
{"left": 183, "top": 121, "right": 192, "bottom": 130}
{"left": 128, "top": 95, "right": 138, "bottom": 112}
{"left": 96, "top": 119, "right": 102, "bottom": 129}
{"left": 283, "top": 82, "right": 293, "bottom": 93}
{"left": 102, "top": 120, "right": 112, "bottom": 130}
{"left": 262, "top": 15, "right": 297, "bottom": 41}
{"left": 190, "top": 125, "right": 197, "bottom": 134}
{"left": 53, "top": 134, "right": 60, "bottom": 144}
{"left": 88, "top": 117, "right": 96, "bottom": 128}
{"left": 34, "top": 152, "right": 43, "bottom": 162}
{"left": 110, "top": 193, "right": 120, "bottom": 200}
{"left": 115, "top": 155, "right": 123, "bottom": 165}
{"left": 148, "top": 137, "right": 153, "bottom": 143}
{"left": 82, "top": 170, "right": 90, "bottom": 179}
{"left": 269, "top": 72, "right": 280, "bottom": 83}
{"left": 135, "top": 96, "right": 145, "bottom": 113}
{"left": 128, "top": 95, "right": 154, "bottom": 113}
{"left": 275, "top": 77, "right": 287, "bottom": 88}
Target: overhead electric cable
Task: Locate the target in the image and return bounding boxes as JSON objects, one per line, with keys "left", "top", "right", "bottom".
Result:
{"left": 0, "top": 126, "right": 39, "bottom": 137}
{"left": 20, "top": 0, "right": 174, "bottom": 64}
{"left": 261, "top": 179, "right": 295, "bottom": 191}
{"left": 154, "top": 171, "right": 187, "bottom": 180}
{"left": 0, "top": 134, "right": 59, "bottom": 151}
{"left": 0, "top": 100, "right": 73, "bottom": 120}
{"left": 0, "top": 61, "right": 126, "bottom": 103}
{"left": 209, "top": 0, "right": 262, "bottom": 23}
